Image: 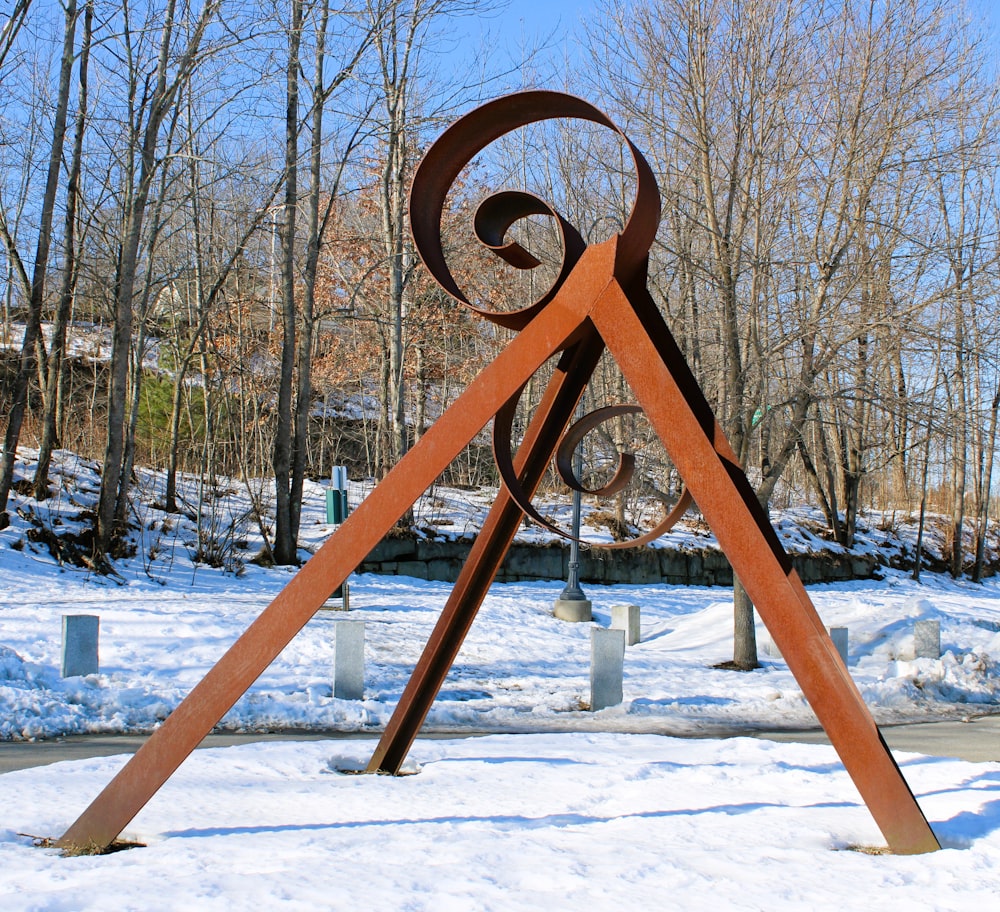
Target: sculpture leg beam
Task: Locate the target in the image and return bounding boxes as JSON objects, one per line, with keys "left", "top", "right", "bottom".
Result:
{"left": 591, "top": 280, "right": 939, "bottom": 855}
{"left": 368, "top": 331, "right": 606, "bottom": 774}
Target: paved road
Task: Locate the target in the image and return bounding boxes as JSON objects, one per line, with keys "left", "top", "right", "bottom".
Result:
{"left": 752, "top": 713, "right": 1000, "bottom": 762}
{"left": 0, "top": 731, "right": 375, "bottom": 774}
{"left": 1, "top": 716, "right": 997, "bottom": 774}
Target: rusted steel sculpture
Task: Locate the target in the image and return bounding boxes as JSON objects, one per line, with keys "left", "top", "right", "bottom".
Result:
{"left": 59, "top": 91, "right": 940, "bottom": 855}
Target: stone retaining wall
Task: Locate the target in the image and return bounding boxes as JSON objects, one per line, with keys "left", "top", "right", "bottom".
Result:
{"left": 356, "top": 536, "right": 880, "bottom": 587}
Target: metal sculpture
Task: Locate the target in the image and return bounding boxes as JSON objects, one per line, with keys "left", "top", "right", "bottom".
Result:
{"left": 59, "top": 91, "right": 940, "bottom": 855}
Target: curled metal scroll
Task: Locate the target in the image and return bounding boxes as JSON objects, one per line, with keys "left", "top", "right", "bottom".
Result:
{"left": 493, "top": 396, "right": 692, "bottom": 550}
{"left": 409, "top": 90, "right": 660, "bottom": 329}
{"left": 470, "top": 190, "right": 586, "bottom": 329}
{"left": 554, "top": 405, "right": 640, "bottom": 497}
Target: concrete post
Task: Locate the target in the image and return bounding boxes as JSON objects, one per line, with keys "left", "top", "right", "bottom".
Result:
{"left": 914, "top": 620, "right": 941, "bottom": 659}
{"left": 610, "top": 604, "right": 641, "bottom": 645}
{"left": 333, "top": 620, "right": 365, "bottom": 700}
{"left": 590, "top": 627, "right": 625, "bottom": 711}
{"left": 829, "top": 626, "right": 848, "bottom": 665}
{"left": 61, "top": 615, "right": 99, "bottom": 677}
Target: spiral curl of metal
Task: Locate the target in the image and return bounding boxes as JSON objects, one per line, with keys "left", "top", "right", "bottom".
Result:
{"left": 409, "top": 90, "right": 661, "bottom": 328}
{"left": 493, "top": 394, "right": 692, "bottom": 550}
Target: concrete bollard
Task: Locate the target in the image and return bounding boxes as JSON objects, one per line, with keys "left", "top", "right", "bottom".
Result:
{"left": 914, "top": 620, "right": 941, "bottom": 659}
{"left": 829, "top": 626, "right": 848, "bottom": 665}
{"left": 333, "top": 620, "right": 365, "bottom": 700}
{"left": 611, "top": 604, "right": 641, "bottom": 645}
{"left": 590, "top": 627, "right": 626, "bottom": 711}
{"left": 61, "top": 615, "right": 99, "bottom": 677}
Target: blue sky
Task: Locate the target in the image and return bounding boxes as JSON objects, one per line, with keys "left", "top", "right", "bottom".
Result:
{"left": 460, "top": 0, "right": 594, "bottom": 86}
{"left": 501, "top": 0, "right": 592, "bottom": 39}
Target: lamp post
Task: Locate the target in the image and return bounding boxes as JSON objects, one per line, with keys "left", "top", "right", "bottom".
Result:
{"left": 553, "top": 420, "right": 592, "bottom": 621}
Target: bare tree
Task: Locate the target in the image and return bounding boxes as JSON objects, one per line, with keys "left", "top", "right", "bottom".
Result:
{"left": 927, "top": 66, "right": 1000, "bottom": 577}
{"left": 359, "top": 0, "right": 495, "bottom": 477}
{"left": 0, "top": 0, "right": 33, "bottom": 74}
{"left": 33, "top": 0, "right": 94, "bottom": 500}
{"left": 591, "top": 0, "right": 804, "bottom": 667}
{"left": 93, "top": 0, "right": 221, "bottom": 559}
{"left": 0, "top": 0, "right": 79, "bottom": 526}
{"left": 272, "top": 0, "right": 372, "bottom": 565}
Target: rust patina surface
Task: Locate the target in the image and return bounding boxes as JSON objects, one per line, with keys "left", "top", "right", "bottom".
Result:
{"left": 59, "top": 92, "right": 939, "bottom": 855}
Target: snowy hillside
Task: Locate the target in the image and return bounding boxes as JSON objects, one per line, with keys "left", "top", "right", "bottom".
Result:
{"left": 1, "top": 448, "right": 999, "bottom": 741}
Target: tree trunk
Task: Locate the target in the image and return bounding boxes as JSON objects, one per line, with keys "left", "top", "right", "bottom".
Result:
{"left": 289, "top": 0, "right": 335, "bottom": 546}
{"left": 972, "top": 387, "right": 1000, "bottom": 582}
{"left": 950, "top": 343, "right": 968, "bottom": 578}
{"left": 272, "top": 0, "right": 304, "bottom": 566}
{"left": 0, "top": 0, "right": 78, "bottom": 523}
{"left": 731, "top": 577, "right": 759, "bottom": 670}
{"left": 35, "top": 0, "right": 92, "bottom": 500}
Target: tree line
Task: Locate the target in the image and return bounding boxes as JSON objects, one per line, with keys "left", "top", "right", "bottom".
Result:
{"left": 1, "top": 1, "right": 998, "bottom": 611}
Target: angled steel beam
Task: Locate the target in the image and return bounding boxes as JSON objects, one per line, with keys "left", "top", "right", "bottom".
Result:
{"left": 368, "top": 330, "right": 606, "bottom": 774}
{"left": 588, "top": 270, "right": 939, "bottom": 855}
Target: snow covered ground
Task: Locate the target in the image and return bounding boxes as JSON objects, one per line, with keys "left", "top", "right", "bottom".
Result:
{"left": 3, "top": 557, "right": 1000, "bottom": 742}
{"left": 2, "top": 532, "right": 999, "bottom": 742}
{"left": 2, "top": 449, "right": 1000, "bottom": 907}
{"left": 3, "top": 733, "right": 999, "bottom": 910}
